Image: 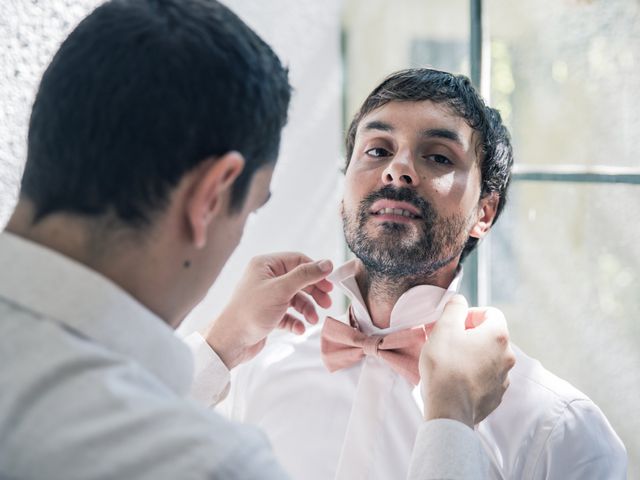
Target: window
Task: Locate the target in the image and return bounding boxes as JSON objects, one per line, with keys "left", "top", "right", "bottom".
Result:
{"left": 344, "top": 0, "right": 638, "bottom": 475}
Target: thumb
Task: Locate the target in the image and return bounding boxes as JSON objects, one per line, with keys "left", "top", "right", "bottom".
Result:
{"left": 468, "top": 306, "right": 508, "bottom": 336}
{"left": 465, "top": 307, "right": 501, "bottom": 329}
{"left": 275, "top": 259, "right": 333, "bottom": 297}
{"left": 436, "top": 294, "right": 469, "bottom": 332}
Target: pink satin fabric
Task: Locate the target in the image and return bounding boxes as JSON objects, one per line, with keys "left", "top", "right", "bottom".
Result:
{"left": 320, "top": 315, "right": 427, "bottom": 385}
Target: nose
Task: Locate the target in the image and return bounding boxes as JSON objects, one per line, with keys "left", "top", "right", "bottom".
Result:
{"left": 381, "top": 152, "right": 419, "bottom": 187}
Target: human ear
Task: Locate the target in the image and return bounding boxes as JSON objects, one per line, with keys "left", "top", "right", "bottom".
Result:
{"left": 186, "top": 152, "right": 245, "bottom": 249}
{"left": 469, "top": 191, "right": 499, "bottom": 239}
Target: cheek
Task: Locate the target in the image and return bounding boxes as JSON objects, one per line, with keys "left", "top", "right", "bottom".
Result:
{"left": 427, "top": 173, "right": 480, "bottom": 215}
{"left": 342, "top": 173, "right": 365, "bottom": 210}
{"left": 342, "top": 188, "right": 358, "bottom": 213}
{"left": 344, "top": 163, "right": 382, "bottom": 200}
{"left": 231, "top": 216, "right": 249, "bottom": 242}
{"left": 219, "top": 214, "right": 249, "bottom": 252}
{"left": 429, "top": 172, "right": 456, "bottom": 193}
{"left": 425, "top": 173, "right": 460, "bottom": 205}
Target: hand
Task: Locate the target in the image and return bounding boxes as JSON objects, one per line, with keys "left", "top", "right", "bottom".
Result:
{"left": 420, "top": 295, "right": 515, "bottom": 428}
{"left": 204, "top": 253, "right": 333, "bottom": 369}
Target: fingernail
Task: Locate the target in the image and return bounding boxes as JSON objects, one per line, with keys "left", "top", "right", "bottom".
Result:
{"left": 318, "top": 259, "right": 332, "bottom": 273}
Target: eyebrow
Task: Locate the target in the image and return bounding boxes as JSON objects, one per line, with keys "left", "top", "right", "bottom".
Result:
{"left": 362, "top": 120, "right": 394, "bottom": 132}
{"left": 362, "top": 121, "right": 465, "bottom": 149}
{"left": 422, "top": 128, "right": 465, "bottom": 148}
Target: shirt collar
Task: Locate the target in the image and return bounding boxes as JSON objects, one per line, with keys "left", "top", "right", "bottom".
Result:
{"left": 328, "top": 259, "right": 463, "bottom": 335}
{"left": 0, "top": 232, "right": 193, "bottom": 395}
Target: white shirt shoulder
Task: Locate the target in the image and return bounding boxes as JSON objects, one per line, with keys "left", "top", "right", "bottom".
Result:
{"left": 478, "top": 345, "right": 627, "bottom": 479}
{"left": 0, "top": 304, "right": 289, "bottom": 480}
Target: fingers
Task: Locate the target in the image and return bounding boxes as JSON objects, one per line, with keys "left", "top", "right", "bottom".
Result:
{"left": 254, "top": 252, "right": 334, "bottom": 308}
{"left": 304, "top": 277, "right": 333, "bottom": 294}
{"left": 290, "top": 292, "right": 319, "bottom": 325}
{"left": 433, "top": 294, "right": 469, "bottom": 333}
{"left": 502, "top": 375, "right": 511, "bottom": 392}
{"left": 482, "top": 374, "right": 511, "bottom": 423}
{"left": 424, "top": 322, "right": 436, "bottom": 337}
{"left": 465, "top": 307, "right": 487, "bottom": 329}
{"left": 303, "top": 285, "right": 333, "bottom": 309}
{"left": 276, "top": 258, "right": 333, "bottom": 299}
{"left": 470, "top": 307, "right": 509, "bottom": 348}
{"left": 278, "top": 313, "right": 306, "bottom": 335}
{"left": 466, "top": 306, "right": 506, "bottom": 330}
{"left": 504, "top": 344, "right": 516, "bottom": 372}
{"left": 265, "top": 252, "right": 324, "bottom": 277}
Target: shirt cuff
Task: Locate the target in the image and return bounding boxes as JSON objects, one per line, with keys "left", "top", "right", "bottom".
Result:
{"left": 182, "top": 331, "right": 231, "bottom": 408}
{"left": 408, "top": 419, "right": 489, "bottom": 480}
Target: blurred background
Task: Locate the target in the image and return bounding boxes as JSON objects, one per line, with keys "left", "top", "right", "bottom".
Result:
{"left": 0, "top": 0, "right": 638, "bottom": 476}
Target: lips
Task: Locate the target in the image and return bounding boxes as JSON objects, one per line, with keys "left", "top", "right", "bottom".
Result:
{"left": 369, "top": 200, "right": 422, "bottom": 219}
{"left": 372, "top": 207, "right": 420, "bottom": 219}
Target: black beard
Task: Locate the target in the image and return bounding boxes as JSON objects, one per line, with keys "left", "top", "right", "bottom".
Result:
{"left": 342, "top": 185, "right": 469, "bottom": 280}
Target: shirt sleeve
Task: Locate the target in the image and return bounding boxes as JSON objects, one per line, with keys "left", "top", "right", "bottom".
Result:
{"left": 408, "top": 419, "right": 489, "bottom": 480}
{"left": 531, "top": 399, "right": 627, "bottom": 479}
{"left": 182, "top": 331, "right": 231, "bottom": 407}
{"left": 6, "top": 337, "right": 290, "bottom": 480}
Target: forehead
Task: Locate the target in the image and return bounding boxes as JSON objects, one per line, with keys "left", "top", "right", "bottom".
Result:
{"left": 356, "top": 100, "right": 477, "bottom": 148}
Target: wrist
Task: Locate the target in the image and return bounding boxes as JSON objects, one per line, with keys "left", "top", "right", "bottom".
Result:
{"left": 203, "top": 313, "right": 246, "bottom": 370}
{"left": 206, "top": 336, "right": 245, "bottom": 370}
{"left": 423, "top": 391, "right": 474, "bottom": 428}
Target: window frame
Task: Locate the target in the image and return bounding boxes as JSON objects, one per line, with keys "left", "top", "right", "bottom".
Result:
{"left": 464, "top": 0, "right": 640, "bottom": 305}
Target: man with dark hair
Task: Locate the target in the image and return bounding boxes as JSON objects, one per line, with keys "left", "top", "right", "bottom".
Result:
{"left": 0, "top": 2, "right": 515, "bottom": 479}
{"left": 220, "top": 68, "right": 627, "bottom": 479}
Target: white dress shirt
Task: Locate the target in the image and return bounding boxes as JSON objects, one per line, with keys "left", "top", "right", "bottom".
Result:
{"left": 0, "top": 232, "right": 490, "bottom": 480}
{"left": 218, "top": 260, "right": 628, "bottom": 480}
{"left": 0, "top": 232, "right": 289, "bottom": 480}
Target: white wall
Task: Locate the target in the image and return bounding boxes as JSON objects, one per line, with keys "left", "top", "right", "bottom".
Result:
{"left": 0, "top": 1, "right": 102, "bottom": 225}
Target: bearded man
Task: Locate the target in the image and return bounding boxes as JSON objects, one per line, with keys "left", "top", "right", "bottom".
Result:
{"left": 208, "top": 68, "right": 627, "bottom": 479}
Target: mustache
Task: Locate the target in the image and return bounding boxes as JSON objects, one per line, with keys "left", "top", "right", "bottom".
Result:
{"left": 360, "top": 185, "right": 432, "bottom": 219}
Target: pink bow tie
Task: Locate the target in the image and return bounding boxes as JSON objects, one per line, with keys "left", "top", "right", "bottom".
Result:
{"left": 320, "top": 314, "right": 427, "bottom": 385}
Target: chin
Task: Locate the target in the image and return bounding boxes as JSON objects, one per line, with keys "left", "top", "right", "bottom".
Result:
{"left": 378, "top": 221, "right": 411, "bottom": 233}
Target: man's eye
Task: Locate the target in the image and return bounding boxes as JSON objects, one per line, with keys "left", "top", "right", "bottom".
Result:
{"left": 426, "top": 154, "right": 453, "bottom": 165}
{"left": 365, "top": 147, "right": 391, "bottom": 158}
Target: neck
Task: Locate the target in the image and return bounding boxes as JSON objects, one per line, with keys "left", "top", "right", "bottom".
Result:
{"left": 353, "top": 258, "right": 458, "bottom": 329}
{"left": 5, "top": 201, "right": 187, "bottom": 327}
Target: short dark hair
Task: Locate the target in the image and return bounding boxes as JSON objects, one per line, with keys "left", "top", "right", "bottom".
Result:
{"left": 22, "top": 0, "right": 291, "bottom": 226}
{"left": 345, "top": 68, "right": 513, "bottom": 262}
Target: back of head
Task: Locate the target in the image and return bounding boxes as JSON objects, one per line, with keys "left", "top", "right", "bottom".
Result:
{"left": 23, "top": 0, "right": 291, "bottom": 226}
{"left": 345, "top": 68, "right": 514, "bottom": 261}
